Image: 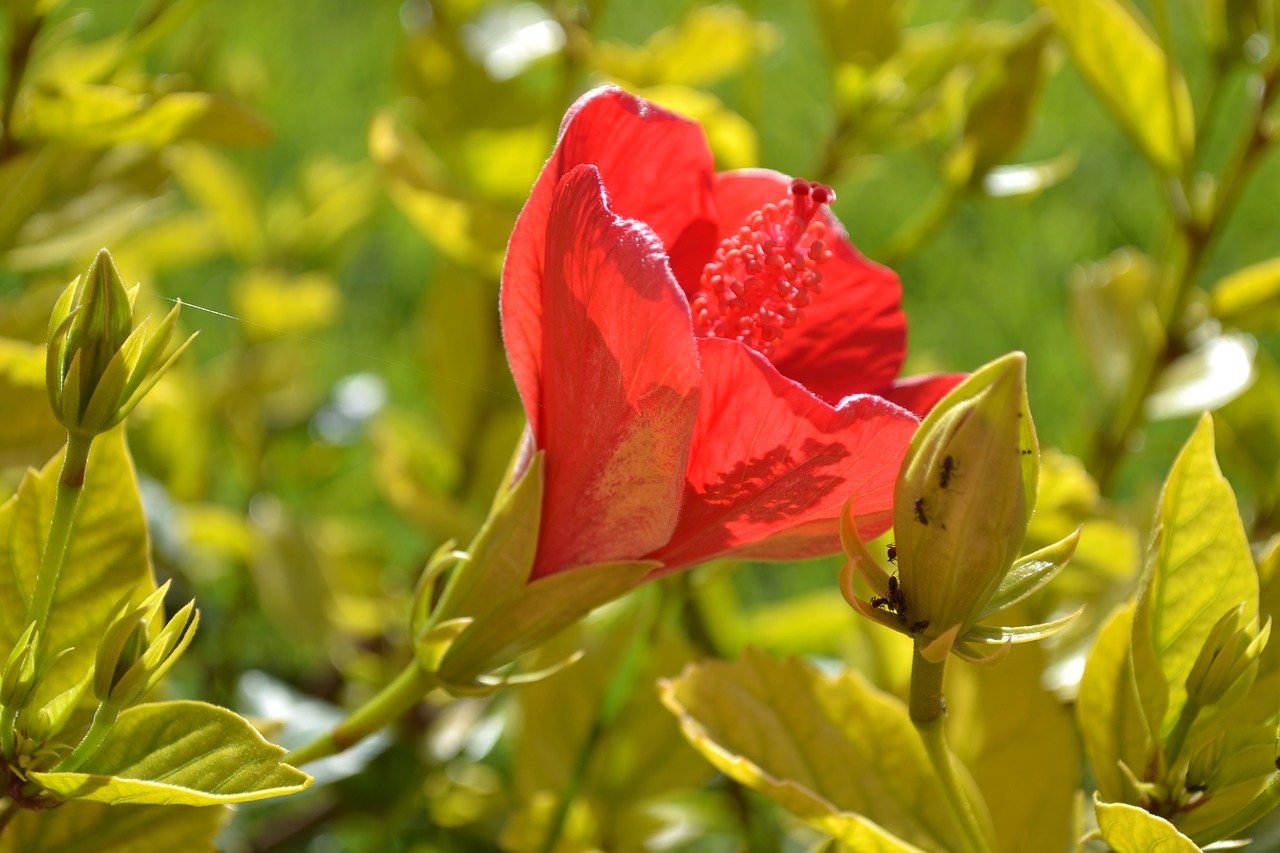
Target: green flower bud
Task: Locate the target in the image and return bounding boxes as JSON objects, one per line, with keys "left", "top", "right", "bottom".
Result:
{"left": 46, "top": 248, "right": 195, "bottom": 438}
{"left": 1185, "top": 604, "right": 1270, "bottom": 709}
{"left": 1, "top": 622, "right": 40, "bottom": 711}
{"left": 94, "top": 582, "right": 199, "bottom": 707}
{"left": 841, "top": 353, "right": 1081, "bottom": 663}
{"left": 1185, "top": 733, "right": 1224, "bottom": 794}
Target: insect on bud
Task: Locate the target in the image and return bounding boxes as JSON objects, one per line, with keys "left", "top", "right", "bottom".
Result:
{"left": 841, "top": 352, "right": 1082, "bottom": 664}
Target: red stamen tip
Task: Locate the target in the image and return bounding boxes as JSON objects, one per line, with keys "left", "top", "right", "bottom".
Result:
{"left": 692, "top": 177, "right": 836, "bottom": 358}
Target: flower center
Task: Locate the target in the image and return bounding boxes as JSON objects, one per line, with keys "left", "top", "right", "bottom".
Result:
{"left": 690, "top": 179, "right": 835, "bottom": 358}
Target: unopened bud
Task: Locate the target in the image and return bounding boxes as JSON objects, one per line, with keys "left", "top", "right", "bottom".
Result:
{"left": 842, "top": 353, "right": 1080, "bottom": 663}
{"left": 1186, "top": 733, "right": 1224, "bottom": 793}
{"left": 94, "top": 582, "right": 199, "bottom": 707}
{"left": 1186, "top": 605, "right": 1270, "bottom": 709}
{"left": 893, "top": 352, "right": 1035, "bottom": 642}
{"left": 46, "top": 248, "right": 195, "bottom": 438}
{"left": 1, "top": 623, "right": 40, "bottom": 711}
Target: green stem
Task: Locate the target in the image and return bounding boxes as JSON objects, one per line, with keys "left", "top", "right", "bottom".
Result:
{"left": 27, "top": 433, "right": 94, "bottom": 654}
{"left": 1163, "top": 699, "right": 1200, "bottom": 769}
{"left": 909, "top": 648, "right": 992, "bottom": 853}
{"left": 286, "top": 662, "right": 437, "bottom": 766}
{"left": 53, "top": 701, "right": 120, "bottom": 773}
{"left": 1189, "top": 770, "right": 1280, "bottom": 847}
{"left": 0, "top": 705, "right": 17, "bottom": 761}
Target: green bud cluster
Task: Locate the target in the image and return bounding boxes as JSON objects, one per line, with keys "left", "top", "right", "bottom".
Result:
{"left": 46, "top": 248, "right": 194, "bottom": 438}
{"left": 94, "top": 581, "right": 199, "bottom": 708}
{"left": 1185, "top": 604, "right": 1270, "bottom": 711}
{"left": 841, "top": 353, "right": 1082, "bottom": 663}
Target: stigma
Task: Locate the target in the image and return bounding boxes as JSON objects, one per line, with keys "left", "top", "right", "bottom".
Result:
{"left": 690, "top": 179, "right": 835, "bottom": 358}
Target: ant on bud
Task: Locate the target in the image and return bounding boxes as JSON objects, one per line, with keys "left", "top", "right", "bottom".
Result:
{"left": 914, "top": 497, "right": 929, "bottom": 525}
{"left": 910, "top": 620, "right": 930, "bottom": 634}
{"left": 939, "top": 455, "right": 957, "bottom": 489}
{"left": 886, "top": 542, "right": 897, "bottom": 564}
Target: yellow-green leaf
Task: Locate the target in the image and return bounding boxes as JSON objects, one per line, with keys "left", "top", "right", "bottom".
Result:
{"left": 0, "top": 428, "right": 155, "bottom": 712}
{"left": 590, "top": 6, "right": 778, "bottom": 88}
{"left": 1035, "top": 0, "right": 1193, "bottom": 175}
{"left": 1209, "top": 257, "right": 1280, "bottom": 332}
{"left": 30, "top": 700, "right": 311, "bottom": 804}
{"left": 1078, "top": 603, "right": 1152, "bottom": 803}
{"left": 169, "top": 143, "right": 265, "bottom": 263}
{"left": 0, "top": 800, "right": 229, "bottom": 852}
{"left": 229, "top": 269, "right": 342, "bottom": 340}
{"left": 1094, "top": 796, "right": 1200, "bottom": 852}
{"left": 660, "top": 649, "right": 968, "bottom": 852}
{"left": 947, "top": 644, "right": 1078, "bottom": 853}
{"left": 0, "top": 338, "right": 64, "bottom": 468}
{"left": 1133, "top": 415, "right": 1257, "bottom": 737}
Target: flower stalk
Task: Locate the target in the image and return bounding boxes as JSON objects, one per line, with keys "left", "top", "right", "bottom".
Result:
{"left": 26, "top": 432, "right": 94, "bottom": 651}
{"left": 909, "top": 648, "right": 992, "bottom": 853}
{"left": 286, "top": 662, "right": 438, "bottom": 766}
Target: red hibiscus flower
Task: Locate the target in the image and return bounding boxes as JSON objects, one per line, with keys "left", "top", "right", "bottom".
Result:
{"left": 502, "top": 86, "right": 962, "bottom": 581}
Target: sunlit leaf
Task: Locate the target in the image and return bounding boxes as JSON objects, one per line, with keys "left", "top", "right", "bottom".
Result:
{"left": 31, "top": 700, "right": 311, "bottom": 804}
{"left": 229, "top": 269, "right": 342, "bottom": 340}
{"left": 1078, "top": 603, "right": 1151, "bottom": 802}
{"left": 0, "top": 338, "right": 64, "bottom": 468}
{"left": 0, "top": 428, "right": 155, "bottom": 713}
{"left": 1034, "top": 0, "right": 1194, "bottom": 174}
{"left": 660, "top": 649, "right": 970, "bottom": 852}
{"left": 0, "top": 799, "right": 228, "bottom": 852}
{"left": 1132, "top": 415, "right": 1258, "bottom": 737}
{"left": 947, "top": 645, "right": 1078, "bottom": 853}
{"left": 1095, "top": 796, "right": 1200, "bottom": 852}
{"left": 169, "top": 143, "right": 265, "bottom": 263}
{"left": 590, "top": 5, "right": 778, "bottom": 88}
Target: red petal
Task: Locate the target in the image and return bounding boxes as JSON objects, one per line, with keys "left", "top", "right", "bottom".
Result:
{"left": 526, "top": 166, "right": 702, "bottom": 579}
{"left": 883, "top": 372, "right": 969, "bottom": 417}
{"left": 503, "top": 89, "right": 717, "bottom": 404}
{"left": 648, "top": 338, "right": 918, "bottom": 573}
{"left": 710, "top": 170, "right": 906, "bottom": 405}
